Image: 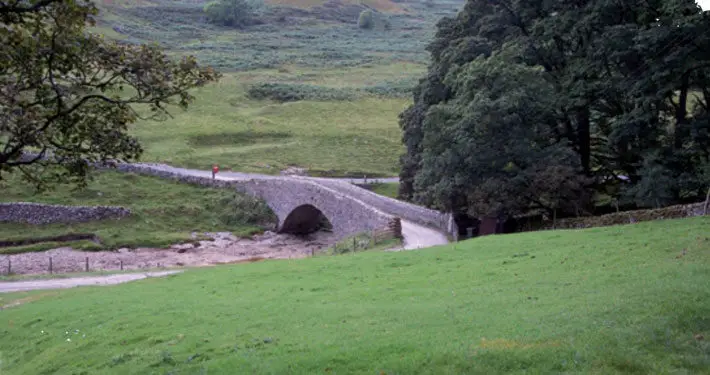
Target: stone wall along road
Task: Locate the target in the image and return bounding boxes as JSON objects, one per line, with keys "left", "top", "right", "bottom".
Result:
{"left": 0, "top": 202, "right": 130, "bottom": 225}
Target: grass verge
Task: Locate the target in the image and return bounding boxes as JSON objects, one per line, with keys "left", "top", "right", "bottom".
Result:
{"left": 0, "top": 216, "right": 708, "bottom": 373}
{"left": 0, "top": 171, "right": 276, "bottom": 252}
{"left": 325, "top": 231, "right": 402, "bottom": 254}
{"left": 367, "top": 182, "right": 400, "bottom": 199}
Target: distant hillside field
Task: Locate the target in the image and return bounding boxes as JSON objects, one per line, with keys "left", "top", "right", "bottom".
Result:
{"left": 1, "top": 216, "right": 708, "bottom": 373}
{"left": 129, "top": 65, "right": 419, "bottom": 176}
{"left": 264, "top": 0, "right": 408, "bottom": 13}
{"left": 85, "top": 0, "right": 462, "bottom": 175}
{"left": 91, "top": 0, "right": 462, "bottom": 71}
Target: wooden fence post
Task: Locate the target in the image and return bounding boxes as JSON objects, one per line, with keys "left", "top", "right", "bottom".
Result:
{"left": 49, "top": 257, "right": 53, "bottom": 274}
{"left": 553, "top": 209, "right": 557, "bottom": 230}
{"left": 7, "top": 259, "right": 10, "bottom": 275}
{"left": 120, "top": 260, "right": 123, "bottom": 270}
{"left": 85, "top": 257, "right": 89, "bottom": 272}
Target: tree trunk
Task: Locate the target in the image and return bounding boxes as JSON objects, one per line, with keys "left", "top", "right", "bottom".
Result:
{"left": 575, "top": 107, "right": 591, "bottom": 174}
{"left": 675, "top": 72, "right": 690, "bottom": 149}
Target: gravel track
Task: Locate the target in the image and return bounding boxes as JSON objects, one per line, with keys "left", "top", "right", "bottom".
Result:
{"left": 0, "top": 271, "right": 181, "bottom": 294}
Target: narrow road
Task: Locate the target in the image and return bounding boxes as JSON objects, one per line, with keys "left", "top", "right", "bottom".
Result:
{"left": 0, "top": 271, "right": 181, "bottom": 294}
{"left": 129, "top": 163, "right": 400, "bottom": 184}
{"left": 400, "top": 220, "right": 449, "bottom": 250}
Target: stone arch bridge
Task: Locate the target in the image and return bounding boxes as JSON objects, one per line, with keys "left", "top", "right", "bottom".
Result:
{"left": 104, "top": 163, "right": 456, "bottom": 246}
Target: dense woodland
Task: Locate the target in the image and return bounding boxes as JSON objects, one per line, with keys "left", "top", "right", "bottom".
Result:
{"left": 399, "top": 0, "right": 710, "bottom": 221}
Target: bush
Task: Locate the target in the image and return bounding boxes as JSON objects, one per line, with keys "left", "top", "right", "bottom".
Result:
{"left": 363, "top": 79, "right": 417, "bottom": 98}
{"left": 358, "top": 10, "right": 374, "bottom": 29}
{"left": 217, "top": 193, "right": 277, "bottom": 229}
{"left": 203, "top": 0, "right": 263, "bottom": 28}
{"left": 246, "top": 83, "right": 356, "bottom": 102}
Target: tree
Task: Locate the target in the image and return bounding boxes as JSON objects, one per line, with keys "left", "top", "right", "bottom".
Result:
{"left": 358, "top": 9, "right": 374, "bottom": 30}
{"left": 0, "top": 0, "right": 220, "bottom": 188}
{"left": 399, "top": 0, "right": 710, "bottom": 217}
{"left": 411, "top": 47, "right": 592, "bottom": 217}
{"left": 204, "top": 0, "right": 263, "bottom": 28}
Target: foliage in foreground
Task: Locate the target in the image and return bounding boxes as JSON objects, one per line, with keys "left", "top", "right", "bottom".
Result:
{"left": 0, "top": 216, "right": 708, "bottom": 374}
{"left": 0, "top": 171, "right": 275, "bottom": 251}
{"left": 0, "top": 0, "right": 220, "bottom": 189}
{"left": 400, "top": 0, "right": 710, "bottom": 218}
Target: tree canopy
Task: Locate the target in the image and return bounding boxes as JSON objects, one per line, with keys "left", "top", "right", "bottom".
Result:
{"left": 203, "top": 0, "right": 263, "bottom": 28}
{"left": 0, "top": 0, "right": 220, "bottom": 188}
{"left": 399, "top": 0, "right": 710, "bottom": 218}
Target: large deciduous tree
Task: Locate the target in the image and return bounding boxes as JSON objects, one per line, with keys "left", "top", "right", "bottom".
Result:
{"left": 400, "top": 0, "right": 710, "bottom": 218}
{"left": 1, "top": 0, "right": 220, "bottom": 188}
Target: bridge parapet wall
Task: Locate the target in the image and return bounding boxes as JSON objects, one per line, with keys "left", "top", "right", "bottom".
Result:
{"left": 301, "top": 177, "right": 456, "bottom": 237}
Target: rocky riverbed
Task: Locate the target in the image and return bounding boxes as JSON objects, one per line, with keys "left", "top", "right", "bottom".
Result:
{"left": 0, "top": 231, "right": 338, "bottom": 276}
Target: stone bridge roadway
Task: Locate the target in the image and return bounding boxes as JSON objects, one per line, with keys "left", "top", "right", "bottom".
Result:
{"left": 108, "top": 163, "right": 454, "bottom": 250}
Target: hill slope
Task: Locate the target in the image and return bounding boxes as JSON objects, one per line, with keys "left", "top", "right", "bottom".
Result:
{"left": 1, "top": 217, "right": 708, "bottom": 374}
{"left": 82, "top": 0, "right": 463, "bottom": 175}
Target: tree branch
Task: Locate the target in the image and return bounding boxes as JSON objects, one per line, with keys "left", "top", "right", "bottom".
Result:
{"left": 0, "top": 0, "right": 62, "bottom": 14}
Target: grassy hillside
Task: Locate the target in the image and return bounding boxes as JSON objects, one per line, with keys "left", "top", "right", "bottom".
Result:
{"left": 92, "top": 0, "right": 461, "bottom": 71}
{"left": 78, "top": 0, "right": 464, "bottom": 176}
{"left": 0, "top": 172, "right": 275, "bottom": 252}
{"left": 130, "top": 67, "right": 416, "bottom": 176}
{"left": 1, "top": 216, "right": 708, "bottom": 373}
{"left": 264, "top": 0, "right": 408, "bottom": 13}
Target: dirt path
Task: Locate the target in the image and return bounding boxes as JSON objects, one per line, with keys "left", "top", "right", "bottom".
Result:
{"left": 0, "top": 271, "right": 181, "bottom": 294}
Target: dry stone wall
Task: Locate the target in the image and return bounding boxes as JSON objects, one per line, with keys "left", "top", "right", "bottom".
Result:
{"left": 0, "top": 202, "right": 130, "bottom": 225}
{"left": 541, "top": 201, "right": 708, "bottom": 230}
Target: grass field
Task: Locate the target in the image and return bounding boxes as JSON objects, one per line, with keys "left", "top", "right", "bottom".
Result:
{"left": 368, "top": 182, "right": 400, "bottom": 199}
{"left": 0, "top": 171, "right": 275, "bottom": 252}
{"left": 92, "top": 0, "right": 461, "bottom": 71}
{"left": 130, "top": 69, "right": 415, "bottom": 177}
{"left": 80, "top": 0, "right": 464, "bottom": 177}
{"left": 0, "top": 216, "right": 708, "bottom": 374}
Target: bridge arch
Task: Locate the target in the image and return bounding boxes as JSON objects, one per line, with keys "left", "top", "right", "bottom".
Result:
{"left": 279, "top": 204, "right": 333, "bottom": 235}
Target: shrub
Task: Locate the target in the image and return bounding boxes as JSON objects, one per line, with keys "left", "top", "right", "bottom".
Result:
{"left": 217, "top": 193, "right": 277, "bottom": 229}
{"left": 362, "top": 79, "right": 417, "bottom": 98}
{"left": 203, "top": 0, "right": 263, "bottom": 28}
{"left": 358, "top": 10, "right": 374, "bottom": 29}
{"left": 246, "top": 83, "right": 356, "bottom": 102}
